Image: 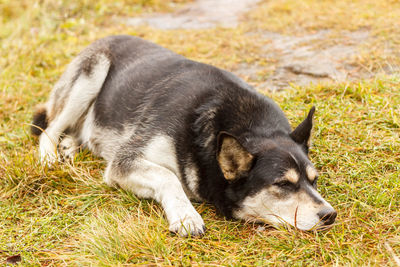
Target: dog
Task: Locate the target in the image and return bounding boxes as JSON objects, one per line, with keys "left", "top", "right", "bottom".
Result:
{"left": 31, "top": 35, "right": 336, "bottom": 236}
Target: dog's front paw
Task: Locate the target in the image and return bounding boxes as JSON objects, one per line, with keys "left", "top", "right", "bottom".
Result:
{"left": 169, "top": 214, "right": 206, "bottom": 237}
{"left": 39, "top": 134, "right": 58, "bottom": 165}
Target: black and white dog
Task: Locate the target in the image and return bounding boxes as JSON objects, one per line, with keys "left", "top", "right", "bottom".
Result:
{"left": 32, "top": 35, "right": 336, "bottom": 236}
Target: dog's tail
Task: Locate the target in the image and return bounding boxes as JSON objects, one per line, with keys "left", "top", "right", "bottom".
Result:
{"left": 31, "top": 104, "right": 48, "bottom": 136}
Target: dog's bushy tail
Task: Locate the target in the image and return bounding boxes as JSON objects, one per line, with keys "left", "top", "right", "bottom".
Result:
{"left": 31, "top": 104, "right": 48, "bottom": 136}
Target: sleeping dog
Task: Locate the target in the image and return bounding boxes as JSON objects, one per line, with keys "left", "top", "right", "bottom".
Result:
{"left": 32, "top": 35, "right": 336, "bottom": 236}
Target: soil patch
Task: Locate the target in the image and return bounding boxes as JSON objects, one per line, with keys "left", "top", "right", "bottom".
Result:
{"left": 127, "top": 0, "right": 373, "bottom": 91}
{"left": 127, "top": 0, "right": 262, "bottom": 29}
{"left": 237, "top": 30, "right": 371, "bottom": 91}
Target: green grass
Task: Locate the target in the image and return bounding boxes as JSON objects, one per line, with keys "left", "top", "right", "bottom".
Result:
{"left": 1, "top": 0, "right": 399, "bottom": 265}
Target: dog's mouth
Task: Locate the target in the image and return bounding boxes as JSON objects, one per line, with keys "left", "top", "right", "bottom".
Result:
{"left": 238, "top": 211, "right": 337, "bottom": 232}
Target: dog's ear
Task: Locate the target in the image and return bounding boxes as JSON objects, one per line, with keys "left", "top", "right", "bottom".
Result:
{"left": 217, "top": 132, "right": 254, "bottom": 181}
{"left": 290, "top": 106, "right": 316, "bottom": 150}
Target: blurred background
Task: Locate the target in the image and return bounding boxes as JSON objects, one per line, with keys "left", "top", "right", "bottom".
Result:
{"left": 1, "top": 0, "right": 399, "bottom": 94}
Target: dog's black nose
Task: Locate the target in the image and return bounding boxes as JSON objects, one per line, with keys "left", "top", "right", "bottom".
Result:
{"left": 317, "top": 209, "right": 337, "bottom": 225}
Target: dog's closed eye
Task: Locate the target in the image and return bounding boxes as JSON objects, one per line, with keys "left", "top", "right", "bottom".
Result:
{"left": 273, "top": 180, "right": 293, "bottom": 187}
{"left": 273, "top": 179, "right": 300, "bottom": 192}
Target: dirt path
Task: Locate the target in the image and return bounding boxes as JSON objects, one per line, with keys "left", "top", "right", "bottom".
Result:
{"left": 127, "top": 0, "right": 372, "bottom": 91}
{"left": 127, "top": 0, "right": 262, "bottom": 29}
{"left": 240, "top": 29, "right": 370, "bottom": 91}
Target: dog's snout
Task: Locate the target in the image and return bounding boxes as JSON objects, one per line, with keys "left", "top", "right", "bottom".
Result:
{"left": 317, "top": 208, "right": 337, "bottom": 225}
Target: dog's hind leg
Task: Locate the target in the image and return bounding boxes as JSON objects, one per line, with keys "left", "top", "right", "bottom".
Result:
{"left": 39, "top": 53, "right": 110, "bottom": 163}
{"left": 104, "top": 157, "right": 206, "bottom": 237}
{"left": 58, "top": 135, "right": 80, "bottom": 162}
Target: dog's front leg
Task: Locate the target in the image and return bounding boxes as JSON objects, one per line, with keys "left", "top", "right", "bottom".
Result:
{"left": 104, "top": 158, "right": 205, "bottom": 237}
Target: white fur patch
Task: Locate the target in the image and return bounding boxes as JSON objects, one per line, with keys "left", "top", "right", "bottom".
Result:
{"left": 80, "top": 106, "right": 139, "bottom": 162}
{"left": 39, "top": 132, "right": 58, "bottom": 164}
{"left": 142, "top": 135, "right": 180, "bottom": 176}
{"left": 233, "top": 184, "right": 335, "bottom": 230}
{"left": 79, "top": 106, "right": 96, "bottom": 151}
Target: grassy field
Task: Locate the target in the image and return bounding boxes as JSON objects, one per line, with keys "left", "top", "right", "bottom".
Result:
{"left": 1, "top": 0, "right": 399, "bottom": 265}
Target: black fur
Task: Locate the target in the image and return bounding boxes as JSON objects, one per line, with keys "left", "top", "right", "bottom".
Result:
{"left": 290, "top": 106, "right": 315, "bottom": 152}
{"left": 91, "top": 35, "right": 317, "bottom": 218}
{"left": 31, "top": 106, "right": 48, "bottom": 136}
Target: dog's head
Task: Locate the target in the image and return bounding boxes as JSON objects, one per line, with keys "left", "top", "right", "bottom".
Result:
{"left": 217, "top": 107, "right": 336, "bottom": 230}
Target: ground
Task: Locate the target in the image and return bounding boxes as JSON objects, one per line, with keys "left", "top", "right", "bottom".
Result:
{"left": 0, "top": 0, "right": 399, "bottom": 265}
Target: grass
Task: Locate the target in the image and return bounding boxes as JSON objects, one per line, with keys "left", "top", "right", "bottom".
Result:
{"left": 1, "top": 0, "right": 399, "bottom": 265}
